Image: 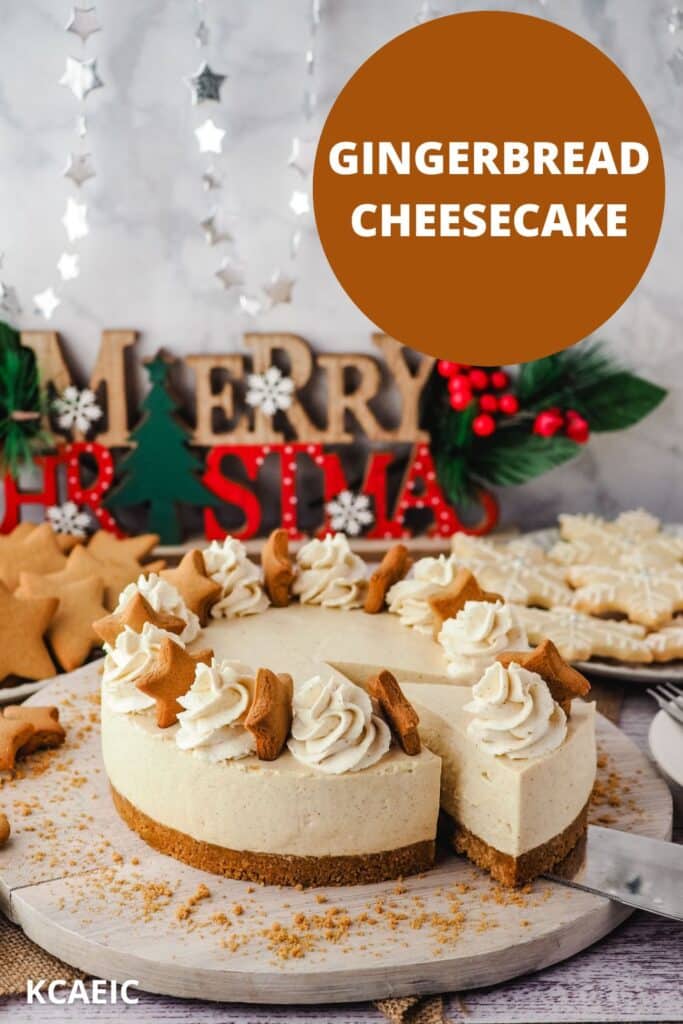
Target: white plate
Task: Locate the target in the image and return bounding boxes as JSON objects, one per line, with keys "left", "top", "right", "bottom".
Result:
{"left": 524, "top": 525, "right": 683, "bottom": 684}
{"left": 0, "top": 679, "right": 53, "bottom": 707}
{"left": 649, "top": 710, "right": 683, "bottom": 815}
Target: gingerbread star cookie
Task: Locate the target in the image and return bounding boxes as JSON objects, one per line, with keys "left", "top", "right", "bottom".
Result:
{"left": 567, "top": 563, "right": 683, "bottom": 630}
{"left": 367, "top": 669, "right": 421, "bottom": 755}
{"left": 645, "top": 622, "right": 683, "bottom": 662}
{"left": 427, "top": 567, "right": 502, "bottom": 635}
{"left": 365, "top": 544, "right": 413, "bottom": 614}
{"left": 498, "top": 639, "right": 590, "bottom": 714}
{"left": 0, "top": 522, "right": 67, "bottom": 590}
{"left": 0, "top": 717, "right": 35, "bottom": 771}
{"left": 3, "top": 705, "right": 66, "bottom": 754}
{"left": 93, "top": 592, "right": 186, "bottom": 648}
{"left": 88, "top": 531, "right": 159, "bottom": 564}
{"left": 0, "top": 813, "right": 9, "bottom": 847}
{"left": 262, "top": 529, "right": 295, "bottom": 607}
{"left": 136, "top": 638, "right": 213, "bottom": 728}
{"left": 245, "top": 668, "right": 293, "bottom": 761}
{"left": 17, "top": 573, "right": 108, "bottom": 672}
{"left": 514, "top": 604, "right": 653, "bottom": 664}
{"left": 451, "top": 534, "right": 572, "bottom": 608}
{"left": 36, "top": 545, "right": 166, "bottom": 610}
{"left": 0, "top": 583, "right": 58, "bottom": 683}
{"left": 161, "top": 550, "right": 221, "bottom": 625}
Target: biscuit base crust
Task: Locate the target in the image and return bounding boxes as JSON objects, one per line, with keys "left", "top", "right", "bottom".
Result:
{"left": 449, "top": 800, "right": 589, "bottom": 887}
{"left": 111, "top": 786, "right": 435, "bottom": 887}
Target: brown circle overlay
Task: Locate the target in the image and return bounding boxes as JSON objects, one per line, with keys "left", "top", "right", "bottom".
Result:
{"left": 313, "top": 13, "right": 665, "bottom": 365}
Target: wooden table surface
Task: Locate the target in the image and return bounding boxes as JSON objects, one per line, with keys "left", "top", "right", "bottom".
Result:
{"left": 5, "top": 689, "right": 683, "bottom": 1024}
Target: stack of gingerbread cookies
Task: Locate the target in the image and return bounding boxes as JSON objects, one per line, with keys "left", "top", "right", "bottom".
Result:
{"left": 451, "top": 508, "right": 683, "bottom": 664}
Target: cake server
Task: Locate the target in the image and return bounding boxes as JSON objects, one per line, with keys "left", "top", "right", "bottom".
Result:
{"left": 547, "top": 825, "right": 683, "bottom": 921}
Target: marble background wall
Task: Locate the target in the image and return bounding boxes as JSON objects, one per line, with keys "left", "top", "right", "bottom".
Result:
{"left": 1, "top": 0, "right": 682, "bottom": 528}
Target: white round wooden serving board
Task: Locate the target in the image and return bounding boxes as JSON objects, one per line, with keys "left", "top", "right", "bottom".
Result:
{"left": 0, "top": 664, "right": 672, "bottom": 1005}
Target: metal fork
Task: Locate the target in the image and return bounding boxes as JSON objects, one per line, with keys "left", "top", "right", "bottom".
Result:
{"left": 647, "top": 682, "right": 683, "bottom": 725}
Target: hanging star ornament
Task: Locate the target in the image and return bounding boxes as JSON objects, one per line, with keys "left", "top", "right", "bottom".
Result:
{"left": 34, "top": 288, "right": 61, "bottom": 320}
{"left": 60, "top": 56, "right": 103, "bottom": 101}
{"left": 65, "top": 6, "right": 101, "bottom": 44}
{"left": 239, "top": 294, "right": 265, "bottom": 317}
{"left": 289, "top": 189, "right": 311, "bottom": 216}
{"left": 195, "top": 118, "right": 225, "bottom": 154}
{"left": 57, "top": 252, "right": 80, "bottom": 281}
{"left": 186, "top": 62, "right": 226, "bottom": 105}
{"left": 264, "top": 270, "right": 294, "bottom": 307}
{"left": 667, "top": 6, "right": 683, "bottom": 33}
{"left": 195, "top": 20, "right": 210, "bottom": 47}
{"left": 215, "top": 260, "right": 244, "bottom": 290}
{"left": 62, "top": 198, "right": 89, "bottom": 242}
{"left": 200, "top": 212, "right": 231, "bottom": 246}
{"left": 201, "top": 167, "right": 221, "bottom": 191}
{"left": 64, "top": 152, "right": 95, "bottom": 187}
{"left": 0, "top": 282, "right": 21, "bottom": 318}
{"left": 287, "top": 136, "right": 317, "bottom": 178}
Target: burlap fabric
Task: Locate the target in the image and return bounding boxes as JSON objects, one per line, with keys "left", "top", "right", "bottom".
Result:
{"left": 0, "top": 914, "right": 86, "bottom": 998}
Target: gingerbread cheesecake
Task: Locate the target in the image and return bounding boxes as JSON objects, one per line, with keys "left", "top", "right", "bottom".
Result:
{"left": 98, "top": 530, "right": 596, "bottom": 887}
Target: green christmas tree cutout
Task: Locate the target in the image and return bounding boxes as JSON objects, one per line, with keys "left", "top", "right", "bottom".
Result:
{"left": 106, "top": 353, "right": 217, "bottom": 544}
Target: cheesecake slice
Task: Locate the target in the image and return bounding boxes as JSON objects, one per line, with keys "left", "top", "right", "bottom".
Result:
{"left": 404, "top": 681, "right": 596, "bottom": 886}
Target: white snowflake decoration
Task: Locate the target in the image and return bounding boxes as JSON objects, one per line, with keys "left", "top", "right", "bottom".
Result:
{"left": 47, "top": 502, "right": 92, "bottom": 537}
{"left": 245, "top": 366, "right": 295, "bottom": 416}
{"left": 53, "top": 385, "right": 103, "bottom": 435}
{"left": 325, "top": 491, "right": 374, "bottom": 537}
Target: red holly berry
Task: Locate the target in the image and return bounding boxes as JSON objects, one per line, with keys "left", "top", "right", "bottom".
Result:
{"left": 472, "top": 413, "right": 496, "bottom": 436}
{"left": 533, "top": 409, "right": 564, "bottom": 437}
{"left": 468, "top": 368, "right": 489, "bottom": 391}
{"left": 490, "top": 370, "right": 510, "bottom": 390}
{"left": 498, "top": 393, "right": 519, "bottom": 415}
{"left": 449, "top": 392, "right": 472, "bottom": 411}
{"left": 448, "top": 373, "right": 471, "bottom": 394}
{"left": 479, "top": 393, "right": 498, "bottom": 412}
{"left": 565, "top": 413, "right": 590, "bottom": 444}
{"left": 437, "top": 360, "right": 458, "bottom": 377}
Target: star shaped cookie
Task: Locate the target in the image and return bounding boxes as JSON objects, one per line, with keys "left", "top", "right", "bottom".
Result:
{"left": 161, "top": 550, "right": 221, "bottom": 625}
{"left": 3, "top": 705, "right": 66, "bottom": 754}
{"left": 261, "top": 529, "right": 295, "bottom": 607}
{"left": 245, "top": 668, "right": 293, "bottom": 761}
{"left": 35, "top": 545, "right": 166, "bottom": 610}
{"left": 567, "top": 563, "right": 683, "bottom": 629}
{"left": 0, "top": 583, "right": 58, "bottom": 683}
{"left": 514, "top": 605, "right": 652, "bottom": 663}
{"left": 17, "top": 573, "right": 108, "bottom": 672}
{"left": 0, "top": 716, "right": 35, "bottom": 771}
{"left": 0, "top": 523, "right": 66, "bottom": 590}
{"left": 645, "top": 622, "right": 683, "bottom": 662}
{"left": 88, "top": 531, "right": 159, "bottom": 564}
{"left": 365, "top": 544, "right": 412, "bottom": 614}
{"left": 451, "top": 534, "right": 572, "bottom": 608}
{"left": 497, "top": 639, "right": 590, "bottom": 713}
{"left": 136, "top": 638, "right": 213, "bottom": 728}
{"left": 93, "top": 592, "right": 186, "bottom": 648}
{"left": 427, "top": 567, "right": 502, "bottom": 635}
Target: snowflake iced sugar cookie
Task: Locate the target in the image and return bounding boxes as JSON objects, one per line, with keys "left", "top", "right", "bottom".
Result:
{"left": 514, "top": 605, "right": 652, "bottom": 664}
{"left": 451, "top": 534, "right": 573, "bottom": 608}
{"left": 645, "top": 622, "right": 683, "bottom": 662}
{"left": 567, "top": 564, "right": 683, "bottom": 630}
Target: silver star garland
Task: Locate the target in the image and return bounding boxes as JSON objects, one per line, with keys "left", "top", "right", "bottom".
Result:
{"left": 34, "top": 5, "right": 102, "bottom": 319}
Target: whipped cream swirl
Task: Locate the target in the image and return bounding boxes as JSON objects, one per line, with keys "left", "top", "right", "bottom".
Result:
{"left": 387, "top": 554, "right": 458, "bottom": 634}
{"left": 288, "top": 673, "right": 391, "bottom": 774}
{"left": 102, "top": 622, "right": 184, "bottom": 714}
{"left": 292, "top": 533, "right": 367, "bottom": 609}
{"left": 438, "top": 600, "right": 528, "bottom": 685}
{"left": 116, "top": 573, "right": 200, "bottom": 644}
{"left": 464, "top": 661, "right": 567, "bottom": 760}
{"left": 176, "top": 659, "right": 256, "bottom": 762}
{"left": 203, "top": 537, "right": 269, "bottom": 619}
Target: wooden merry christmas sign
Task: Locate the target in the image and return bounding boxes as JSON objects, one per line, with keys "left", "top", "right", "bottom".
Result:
{"left": 1, "top": 329, "right": 498, "bottom": 544}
